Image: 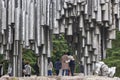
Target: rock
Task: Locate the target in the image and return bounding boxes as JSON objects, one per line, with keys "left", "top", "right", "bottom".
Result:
{"left": 108, "top": 67, "right": 116, "bottom": 77}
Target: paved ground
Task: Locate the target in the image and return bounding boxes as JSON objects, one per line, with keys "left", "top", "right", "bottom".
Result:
{"left": 0, "top": 74, "right": 120, "bottom": 80}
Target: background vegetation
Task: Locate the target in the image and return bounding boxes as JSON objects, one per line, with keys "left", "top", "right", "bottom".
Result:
{"left": 103, "top": 31, "right": 120, "bottom": 77}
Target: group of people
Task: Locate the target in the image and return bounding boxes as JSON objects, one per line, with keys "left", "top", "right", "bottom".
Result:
{"left": 61, "top": 52, "right": 75, "bottom": 76}
{"left": 0, "top": 52, "right": 83, "bottom": 77}
{"left": 48, "top": 52, "right": 76, "bottom": 76}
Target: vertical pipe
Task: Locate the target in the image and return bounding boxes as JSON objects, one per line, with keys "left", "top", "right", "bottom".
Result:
{"left": 44, "top": 55, "right": 48, "bottom": 76}
{"left": 10, "top": 24, "right": 16, "bottom": 77}
{"left": 40, "top": 54, "right": 44, "bottom": 76}
{"left": 84, "top": 57, "right": 87, "bottom": 75}
{"left": 17, "top": 42, "right": 22, "bottom": 77}
{"left": 87, "top": 64, "right": 91, "bottom": 75}
{"left": 101, "top": 26, "right": 105, "bottom": 60}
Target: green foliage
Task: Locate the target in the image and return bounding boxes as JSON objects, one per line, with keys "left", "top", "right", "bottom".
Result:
{"left": 22, "top": 49, "right": 37, "bottom": 74}
{"left": 0, "top": 54, "right": 3, "bottom": 63}
{"left": 104, "top": 30, "right": 120, "bottom": 77}
{"left": 1, "top": 60, "right": 9, "bottom": 74}
{"left": 0, "top": 54, "right": 9, "bottom": 74}
{"left": 75, "top": 63, "right": 80, "bottom": 73}
{"left": 51, "top": 34, "right": 70, "bottom": 63}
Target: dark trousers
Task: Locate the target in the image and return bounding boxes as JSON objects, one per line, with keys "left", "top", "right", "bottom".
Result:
{"left": 25, "top": 74, "right": 31, "bottom": 77}
{"left": 55, "top": 70, "right": 59, "bottom": 76}
{"left": 70, "top": 66, "right": 75, "bottom": 76}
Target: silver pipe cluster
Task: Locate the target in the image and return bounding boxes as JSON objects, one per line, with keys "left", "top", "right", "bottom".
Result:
{"left": 0, "top": 0, "right": 120, "bottom": 76}
{"left": 54, "top": 0, "right": 120, "bottom": 75}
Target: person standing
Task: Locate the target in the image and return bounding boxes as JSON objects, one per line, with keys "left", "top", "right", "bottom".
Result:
{"left": 22, "top": 59, "right": 25, "bottom": 76}
{"left": 61, "top": 53, "right": 69, "bottom": 76}
{"left": 34, "top": 62, "right": 39, "bottom": 76}
{"left": 54, "top": 59, "right": 61, "bottom": 76}
{"left": 69, "top": 56, "right": 75, "bottom": 76}
{"left": 0, "top": 64, "right": 2, "bottom": 77}
{"left": 48, "top": 58, "right": 53, "bottom": 76}
{"left": 8, "top": 63, "right": 12, "bottom": 76}
{"left": 0, "top": 62, "right": 3, "bottom": 77}
{"left": 79, "top": 61, "right": 84, "bottom": 73}
{"left": 24, "top": 61, "right": 31, "bottom": 77}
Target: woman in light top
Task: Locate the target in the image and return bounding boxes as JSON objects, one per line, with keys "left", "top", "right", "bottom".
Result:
{"left": 48, "top": 58, "right": 53, "bottom": 76}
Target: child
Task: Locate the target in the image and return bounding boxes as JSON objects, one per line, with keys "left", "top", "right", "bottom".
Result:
{"left": 24, "top": 61, "right": 31, "bottom": 77}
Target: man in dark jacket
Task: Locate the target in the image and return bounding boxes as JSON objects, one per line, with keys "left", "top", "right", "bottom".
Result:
{"left": 0, "top": 62, "right": 3, "bottom": 77}
{"left": 54, "top": 59, "right": 61, "bottom": 76}
{"left": 69, "top": 56, "right": 75, "bottom": 76}
{"left": 22, "top": 59, "right": 25, "bottom": 76}
{"left": 80, "top": 61, "right": 84, "bottom": 73}
{"left": 34, "top": 62, "right": 39, "bottom": 76}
